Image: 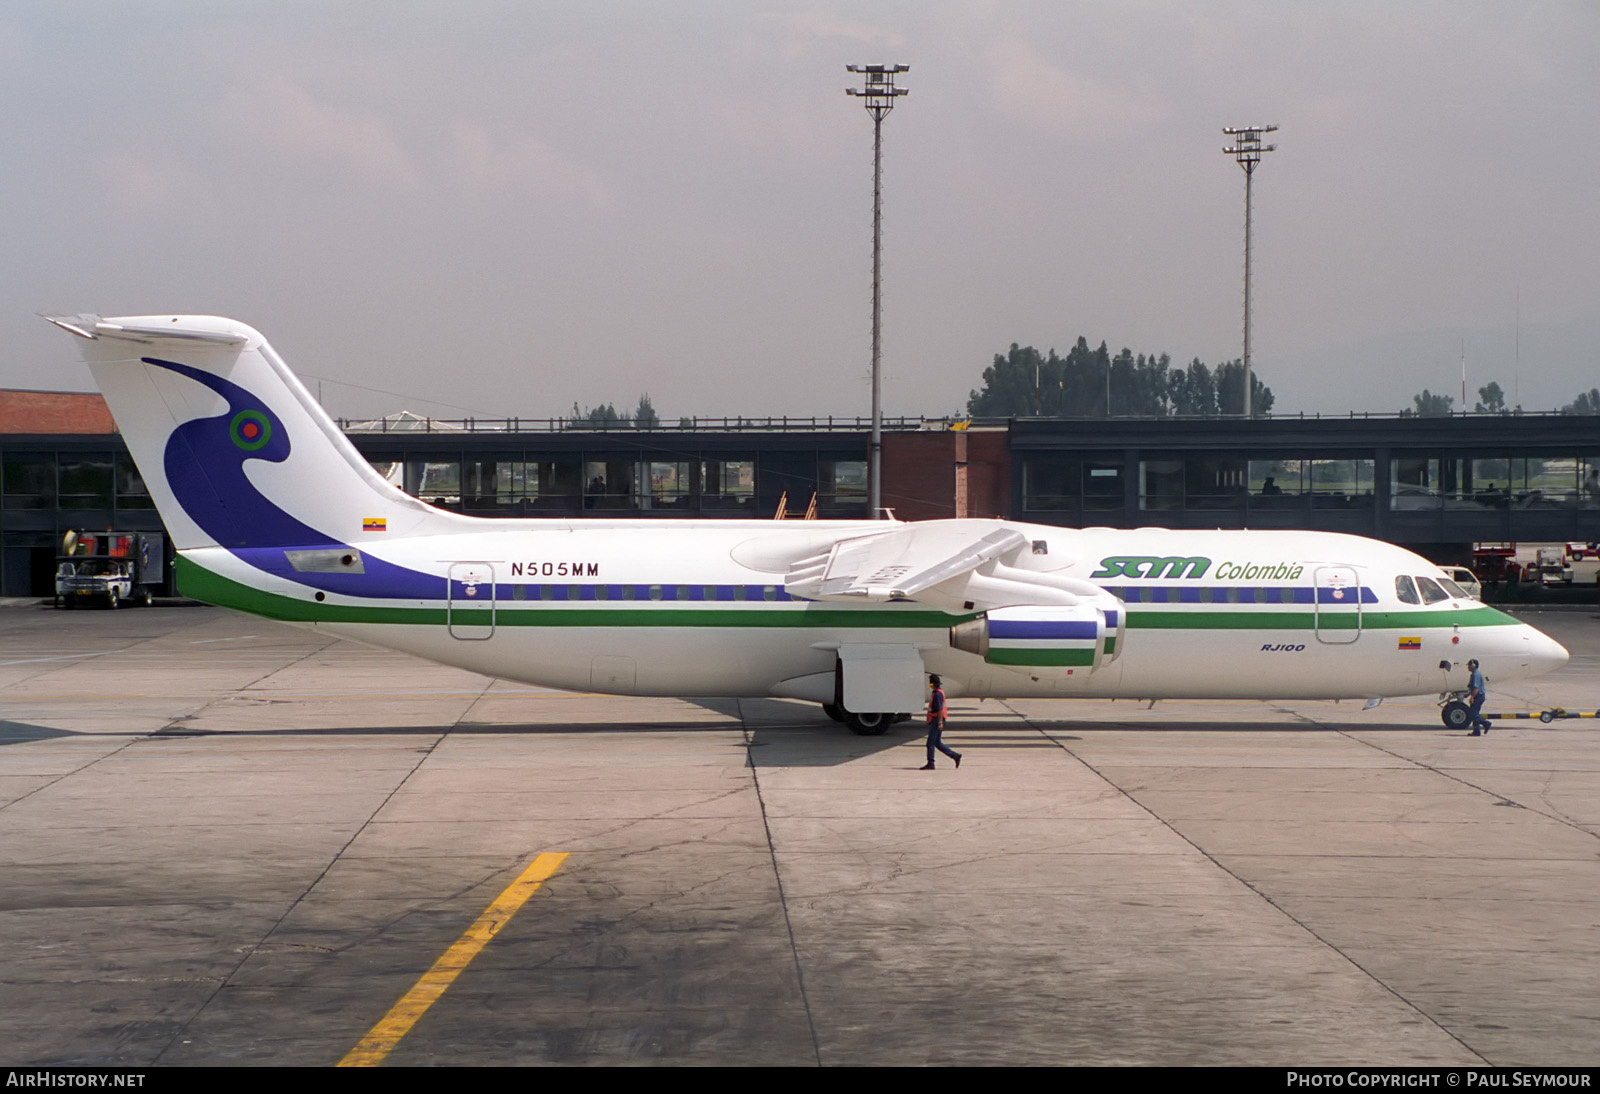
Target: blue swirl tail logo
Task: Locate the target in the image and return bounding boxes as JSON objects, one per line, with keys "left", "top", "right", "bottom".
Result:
{"left": 145, "top": 356, "right": 443, "bottom": 600}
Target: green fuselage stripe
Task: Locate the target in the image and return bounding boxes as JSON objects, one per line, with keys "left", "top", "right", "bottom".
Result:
{"left": 178, "top": 557, "right": 962, "bottom": 628}
{"left": 1121, "top": 607, "right": 1514, "bottom": 630}
{"left": 177, "top": 557, "right": 1521, "bottom": 633}
{"left": 988, "top": 648, "right": 1097, "bottom": 667}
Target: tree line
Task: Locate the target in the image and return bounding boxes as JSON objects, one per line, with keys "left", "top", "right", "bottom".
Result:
{"left": 966, "top": 339, "right": 1273, "bottom": 418}
{"left": 568, "top": 394, "right": 661, "bottom": 428}
{"left": 572, "top": 345, "right": 1600, "bottom": 423}
{"left": 1403, "top": 381, "right": 1600, "bottom": 416}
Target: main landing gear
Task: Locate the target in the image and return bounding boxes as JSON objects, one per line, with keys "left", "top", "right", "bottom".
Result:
{"left": 821, "top": 703, "right": 906, "bottom": 736}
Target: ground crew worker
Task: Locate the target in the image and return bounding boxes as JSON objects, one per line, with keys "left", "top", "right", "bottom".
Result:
{"left": 1466, "top": 658, "right": 1492, "bottom": 735}
{"left": 921, "top": 674, "right": 962, "bottom": 770}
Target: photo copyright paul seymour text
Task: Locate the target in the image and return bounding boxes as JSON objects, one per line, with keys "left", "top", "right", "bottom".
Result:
{"left": 1287, "top": 1074, "right": 1591, "bottom": 1089}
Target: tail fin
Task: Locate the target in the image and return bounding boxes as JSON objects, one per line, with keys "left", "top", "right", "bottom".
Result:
{"left": 48, "top": 314, "right": 453, "bottom": 552}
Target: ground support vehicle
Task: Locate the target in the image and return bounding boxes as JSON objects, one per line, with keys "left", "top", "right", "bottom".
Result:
{"left": 54, "top": 531, "right": 164, "bottom": 609}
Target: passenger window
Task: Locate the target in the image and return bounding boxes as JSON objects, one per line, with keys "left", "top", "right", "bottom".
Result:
{"left": 1395, "top": 575, "right": 1420, "bottom": 604}
{"left": 1415, "top": 576, "right": 1449, "bottom": 604}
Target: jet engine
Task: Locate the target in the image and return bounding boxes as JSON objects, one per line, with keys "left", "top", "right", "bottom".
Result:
{"left": 950, "top": 604, "right": 1124, "bottom": 673}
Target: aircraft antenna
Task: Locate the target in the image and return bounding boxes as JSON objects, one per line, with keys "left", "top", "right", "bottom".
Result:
{"left": 1223, "top": 124, "right": 1278, "bottom": 419}
{"left": 847, "top": 64, "right": 909, "bottom": 519}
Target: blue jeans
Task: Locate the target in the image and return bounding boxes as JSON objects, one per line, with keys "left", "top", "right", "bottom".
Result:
{"left": 1467, "top": 693, "right": 1490, "bottom": 730}
{"left": 926, "top": 721, "right": 960, "bottom": 764}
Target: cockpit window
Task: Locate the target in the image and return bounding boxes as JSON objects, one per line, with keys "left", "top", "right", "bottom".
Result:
{"left": 1415, "top": 576, "right": 1449, "bottom": 604}
{"left": 1394, "top": 575, "right": 1420, "bottom": 604}
{"left": 1437, "top": 578, "right": 1467, "bottom": 600}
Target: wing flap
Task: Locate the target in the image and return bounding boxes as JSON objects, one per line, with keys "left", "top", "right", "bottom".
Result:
{"left": 785, "top": 519, "right": 1028, "bottom": 602}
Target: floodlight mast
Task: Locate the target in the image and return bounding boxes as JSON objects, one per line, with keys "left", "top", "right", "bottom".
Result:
{"left": 1222, "top": 124, "right": 1277, "bottom": 419}
{"left": 847, "top": 64, "right": 908, "bottom": 519}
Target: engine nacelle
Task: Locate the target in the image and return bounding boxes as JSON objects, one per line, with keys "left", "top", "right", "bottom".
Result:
{"left": 950, "top": 604, "right": 1123, "bottom": 672}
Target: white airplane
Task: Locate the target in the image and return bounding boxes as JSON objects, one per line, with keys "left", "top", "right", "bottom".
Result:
{"left": 49, "top": 314, "right": 1568, "bottom": 733}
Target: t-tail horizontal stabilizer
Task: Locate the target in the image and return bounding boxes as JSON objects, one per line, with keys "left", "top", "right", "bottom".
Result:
{"left": 47, "top": 314, "right": 464, "bottom": 563}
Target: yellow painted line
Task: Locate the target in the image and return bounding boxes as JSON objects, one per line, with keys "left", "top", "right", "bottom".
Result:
{"left": 337, "top": 852, "right": 569, "bottom": 1067}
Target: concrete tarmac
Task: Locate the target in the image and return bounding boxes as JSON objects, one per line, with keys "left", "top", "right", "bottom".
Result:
{"left": 1, "top": 601, "right": 1597, "bottom": 1066}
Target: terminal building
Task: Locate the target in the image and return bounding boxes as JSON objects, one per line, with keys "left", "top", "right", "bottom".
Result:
{"left": 3, "top": 389, "right": 1598, "bottom": 596}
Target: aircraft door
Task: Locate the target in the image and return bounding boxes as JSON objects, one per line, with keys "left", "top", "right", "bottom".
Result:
{"left": 1313, "top": 565, "right": 1361, "bottom": 645}
{"left": 448, "top": 562, "right": 496, "bottom": 640}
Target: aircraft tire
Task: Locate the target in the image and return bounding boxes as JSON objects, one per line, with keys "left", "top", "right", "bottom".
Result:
{"left": 821, "top": 702, "right": 845, "bottom": 723}
{"left": 1440, "top": 700, "right": 1471, "bottom": 729}
{"left": 844, "top": 710, "right": 891, "bottom": 736}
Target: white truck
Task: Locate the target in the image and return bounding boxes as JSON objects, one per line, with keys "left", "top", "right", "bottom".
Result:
{"left": 53, "top": 531, "right": 163, "bottom": 609}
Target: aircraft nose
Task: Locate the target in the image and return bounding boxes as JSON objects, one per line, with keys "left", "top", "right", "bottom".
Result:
{"left": 1526, "top": 628, "right": 1569, "bottom": 676}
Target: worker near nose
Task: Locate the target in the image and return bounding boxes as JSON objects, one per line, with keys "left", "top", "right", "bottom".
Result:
{"left": 1466, "top": 658, "right": 1492, "bottom": 736}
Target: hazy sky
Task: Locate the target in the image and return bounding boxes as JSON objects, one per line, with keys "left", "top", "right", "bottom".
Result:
{"left": 3, "top": 1, "right": 1596, "bottom": 420}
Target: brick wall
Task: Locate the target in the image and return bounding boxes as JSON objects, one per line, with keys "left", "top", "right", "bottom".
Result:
{"left": 0, "top": 391, "right": 116, "bottom": 434}
{"left": 880, "top": 430, "right": 1011, "bottom": 520}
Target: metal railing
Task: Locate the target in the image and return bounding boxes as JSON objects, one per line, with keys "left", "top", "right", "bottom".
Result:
{"left": 338, "top": 414, "right": 941, "bottom": 434}
{"left": 336, "top": 408, "right": 1595, "bottom": 434}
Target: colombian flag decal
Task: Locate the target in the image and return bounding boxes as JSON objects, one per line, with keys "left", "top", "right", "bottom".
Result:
{"left": 1398, "top": 636, "right": 1421, "bottom": 650}
{"left": 364, "top": 517, "right": 387, "bottom": 532}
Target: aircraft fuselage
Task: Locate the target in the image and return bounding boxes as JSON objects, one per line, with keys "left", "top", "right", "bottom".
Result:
{"left": 177, "top": 520, "right": 1561, "bottom": 703}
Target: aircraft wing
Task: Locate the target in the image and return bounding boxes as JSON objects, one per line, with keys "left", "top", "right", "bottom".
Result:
{"left": 784, "top": 519, "right": 1104, "bottom": 613}
{"left": 786, "top": 521, "right": 1025, "bottom": 600}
